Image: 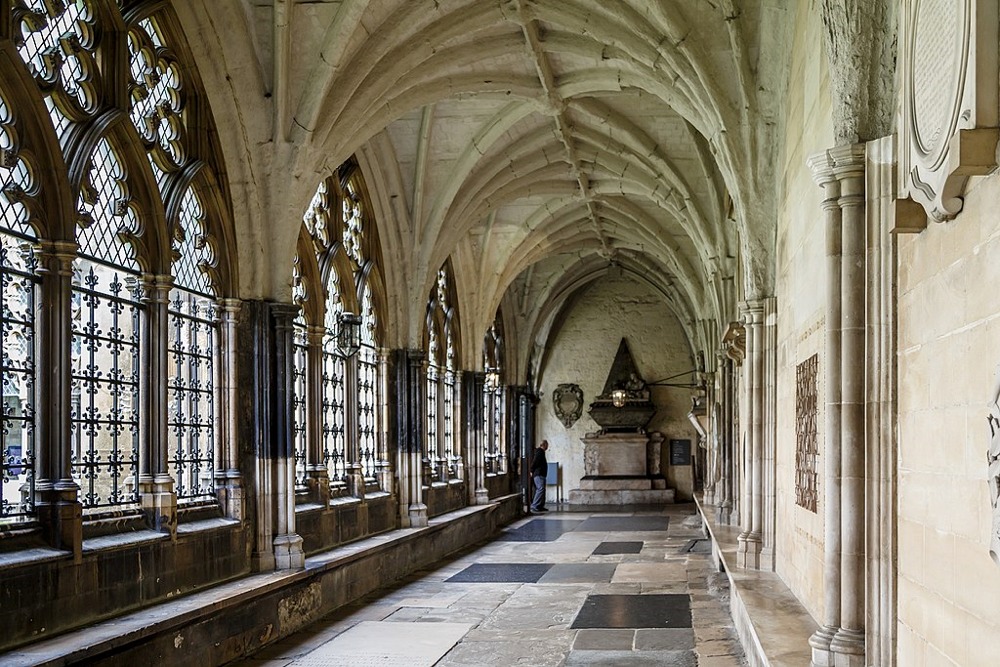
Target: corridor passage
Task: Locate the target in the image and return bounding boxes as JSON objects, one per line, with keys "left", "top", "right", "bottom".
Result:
{"left": 235, "top": 504, "right": 746, "bottom": 667}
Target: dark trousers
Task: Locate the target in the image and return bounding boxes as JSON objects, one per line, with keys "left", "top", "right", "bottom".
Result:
{"left": 531, "top": 474, "right": 546, "bottom": 510}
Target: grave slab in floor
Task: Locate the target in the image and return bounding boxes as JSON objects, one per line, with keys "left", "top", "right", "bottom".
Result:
{"left": 562, "top": 648, "right": 697, "bottom": 667}
{"left": 495, "top": 519, "right": 584, "bottom": 542}
{"left": 592, "top": 541, "right": 644, "bottom": 555}
{"left": 445, "top": 562, "right": 553, "bottom": 583}
{"left": 576, "top": 516, "right": 670, "bottom": 532}
{"left": 571, "top": 594, "right": 692, "bottom": 629}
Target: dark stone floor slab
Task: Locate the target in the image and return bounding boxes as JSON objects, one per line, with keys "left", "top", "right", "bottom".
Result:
{"left": 592, "top": 541, "right": 644, "bottom": 555}
{"left": 570, "top": 594, "right": 692, "bottom": 629}
{"left": 495, "top": 519, "right": 584, "bottom": 542}
{"left": 575, "top": 516, "right": 670, "bottom": 533}
{"left": 537, "top": 563, "right": 616, "bottom": 584}
{"left": 445, "top": 563, "right": 553, "bottom": 583}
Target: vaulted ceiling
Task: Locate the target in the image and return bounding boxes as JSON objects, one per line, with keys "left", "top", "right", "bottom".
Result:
{"left": 173, "top": 0, "right": 793, "bottom": 374}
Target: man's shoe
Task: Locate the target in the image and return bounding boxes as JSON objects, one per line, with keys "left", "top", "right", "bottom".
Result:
{"left": 537, "top": 507, "right": 549, "bottom": 512}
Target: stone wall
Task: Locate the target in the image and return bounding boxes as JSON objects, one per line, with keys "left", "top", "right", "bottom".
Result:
{"left": 771, "top": 1, "right": 835, "bottom": 623}
{"left": 536, "top": 273, "right": 698, "bottom": 501}
{"left": 895, "top": 173, "right": 1000, "bottom": 663}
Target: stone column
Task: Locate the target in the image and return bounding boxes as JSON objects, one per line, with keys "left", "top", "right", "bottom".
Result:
{"left": 216, "top": 299, "right": 244, "bottom": 520}
{"left": 717, "top": 355, "right": 734, "bottom": 524}
{"left": 737, "top": 300, "right": 764, "bottom": 569}
{"left": 465, "top": 370, "right": 489, "bottom": 504}
{"left": 395, "top": 349, "right": 427, "bottom": 527}
{"left": 808, "top": 150, "right": 843, "bottom": 664}
{"left": 138, "top": 274, "right": 175, "bottom": 536}
{"left": 831, "top": 146, "right": 867, "bottom": 665}
{"left": 271, "top": 303, "right": 305, "bottom": 569}
{"left": 807, "top": 144, "right": 866, "bottom": 666}
{"left": 32, "top": 240, "right": 81, "bottom": 558}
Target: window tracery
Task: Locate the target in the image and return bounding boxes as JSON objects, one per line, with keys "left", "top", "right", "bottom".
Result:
{"left": 291, "top": 162, "right": 386, "bottom": 499}
{"left": 425, "top": 264, "right": 460, "bottom": 483}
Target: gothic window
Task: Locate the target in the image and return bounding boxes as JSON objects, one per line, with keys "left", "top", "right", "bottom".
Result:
{"left": 15, "top": 0, "right": 102, "bottom": 138}
{"left": 357, "top": 284, "right": 378, "bottom": 479}
{"left": 0, "top": 91, "right": 37, "bottom": 522}
{"left": 291, "top": 161, "right": 386, "bottom": 498}
{"left": 425, "top": 264, "right": 460, "bottom": 483}
{"left": 72, "top": 138, "right": 142, "bottom": 510}
{"left": 321, "top": 271, "right": 347, "bottom": 487}
{"left": 482, "top": 313, "right": 506, "bottom": 476}
{"left": 291, "top": 260, "right": 308, "bottom": 486}
{"left": 167, "top": 188, "right": 216, "bottom": 501}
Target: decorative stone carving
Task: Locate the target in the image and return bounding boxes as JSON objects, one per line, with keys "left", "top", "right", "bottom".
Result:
{"left": 795, "top": 354, "right": 819, "bottom": 513}
{"left": 722, "top": 321, "right": 746, "bottom": 365}
{"left": 553, "top": 383, "right": 583, "bottom": 428}
{"left": 987, "top": 365, "right": 1000, "bottom": 565}
{"left": 587, "top": 339, "right": 656, "bottom": 433}
{"left": 897, "top": 0, "right": 999, "bottom": 226}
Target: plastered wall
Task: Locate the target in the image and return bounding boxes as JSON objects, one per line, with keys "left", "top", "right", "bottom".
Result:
{"left": 895, "top": 173, "right": 1000, "bottom": 665}
{"left": 770, "top": 0, "right": 834, "bottom": 623}
{"left": 536, "top": 273, "right": 698, "bottom": 501}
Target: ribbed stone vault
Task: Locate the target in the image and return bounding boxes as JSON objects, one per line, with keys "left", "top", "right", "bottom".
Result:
{"left": 172, "top": 0, "right": 792, "bottom": 375}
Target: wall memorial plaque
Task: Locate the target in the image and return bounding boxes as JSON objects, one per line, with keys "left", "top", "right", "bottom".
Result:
{"left": 669, "top": 439, "right": 691, "bottom": 466}
{"left": 897, "top": 0, "right": 999, "bottom": 227}
{"left": 553, "top": 383, "right": 583, "bottom": 428}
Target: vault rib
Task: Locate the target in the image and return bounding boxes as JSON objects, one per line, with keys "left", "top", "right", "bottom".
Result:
{"left": 514, "top": 0, "right": 610, "bottom": 258}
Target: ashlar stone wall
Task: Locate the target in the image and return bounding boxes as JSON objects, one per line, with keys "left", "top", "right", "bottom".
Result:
{"left": 896, "top": 172, "right": 1000, "bottom": 665}
{"left": 771, "top": 0, "right": 835, "bottom": 623}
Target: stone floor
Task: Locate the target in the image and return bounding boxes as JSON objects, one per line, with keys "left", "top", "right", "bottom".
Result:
{"left": 232, "top": 504, "right": 747, "bottom": 667}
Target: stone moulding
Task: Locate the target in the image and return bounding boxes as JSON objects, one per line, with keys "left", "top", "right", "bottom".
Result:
{"left": 553, "top": 383, "right": 583, "bottom": 428}
{"left": 896, "top": 0, "right": 999, "bottom": 227}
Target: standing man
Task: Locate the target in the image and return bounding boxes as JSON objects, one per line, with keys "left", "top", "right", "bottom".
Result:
{"left": 530, "top": 440, "right": 549, "bottom": 513}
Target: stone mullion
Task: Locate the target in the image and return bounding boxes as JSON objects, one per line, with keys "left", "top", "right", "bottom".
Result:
{"left": 216, "top": 298, "right": 244, "bottom": 520}
{"left": 271, "top": 303, "right": 305, "bottom": 570}
{"left": 32, "top": 240, "right": 81, "bottom": 558}
{"left": 465, "top": 370, "right": 488, "bottom": 504}
{"left": 830, "top": 147, "right": 867, "bottom": 664}
{"left": 717, "top": 355, "right": 734, "bottom": 524}
{"left": 139, "top": 274, "right": 175, "bottom": 536}
{"left": 376, "top": 347, "right": 393, "bottom": 493}
{"left": 396, "top": 349, "right": 427, "bottom": 527}
{"left": 305, "top": 327, "right": 328, "bottom": 503}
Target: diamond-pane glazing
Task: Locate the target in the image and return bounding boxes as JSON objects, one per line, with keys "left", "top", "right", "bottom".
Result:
{"left": 1, "top": 233, "right": 35, "bottom": 521}
{"left": 76, "top": 139, "right": 140, "bottom": 271}
{"left": 173, "top": 187, "right": 215, "bottom": 297}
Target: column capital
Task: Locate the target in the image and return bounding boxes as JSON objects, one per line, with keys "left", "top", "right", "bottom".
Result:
{"left": 217, "top": 297, "right": 242, "bottom": 315}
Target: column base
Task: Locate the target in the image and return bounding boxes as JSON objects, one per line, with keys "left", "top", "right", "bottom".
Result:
{"left": 736, "top": 532, "right": 763, "bottom": 569}
{"left": 830, "top": 627, "right": 865, "bottom": 667}
{"left": 273, "top": 532, "right": 305, "bottom": 570}
{"left": 348, "top": 470, "right": 367, "bottom": 499}
{"left": 474, "top": 488, "right": 490, "bottom": 505}
{"left": 218, "top": 471, "right": 245, "bottom": 521}
{"left": 716, "top": 502, "right": 732, "bottom": 525}
{"left": 809, "top": 625, "right": 838, "bottom": 666}
{"left": 408, "top": 502, "right": 429, "bottom": 528}
{"left": 35, "top": 482, "right": 83, "bottom": 560}
{"left": 141, "top": 476, "right": 177, "bottom": 537}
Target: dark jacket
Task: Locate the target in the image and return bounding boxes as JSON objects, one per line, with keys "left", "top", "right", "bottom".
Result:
{"left": 530, "top": 447, "right": 548, "bottom": 477}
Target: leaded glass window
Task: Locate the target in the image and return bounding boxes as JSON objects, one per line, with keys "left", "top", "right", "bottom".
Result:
{"left": 483, "top": 316, "right": 505, "bottom": 476}
{"left": 72, "top": 138, "right": 142, "bottom": 510}
{"left": 0, "top": 93, "right": 37, "bottom": 521}
{"left": 357, "top": 285, "right": 377, "bottom": 479}
{"left": 321, "top": 272, "right": 346, "bottom": 487}
{"left": 291, "top": 261, "right": 308, "bottom": 487}
{"left": 425, "top": 265, "right": 460, "bottom": 483}
{"left": 167, "top": 188, "right": 216, "bottom": 501}
{"left": 15, "top": 0, "right": 102, "bottom": 137}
